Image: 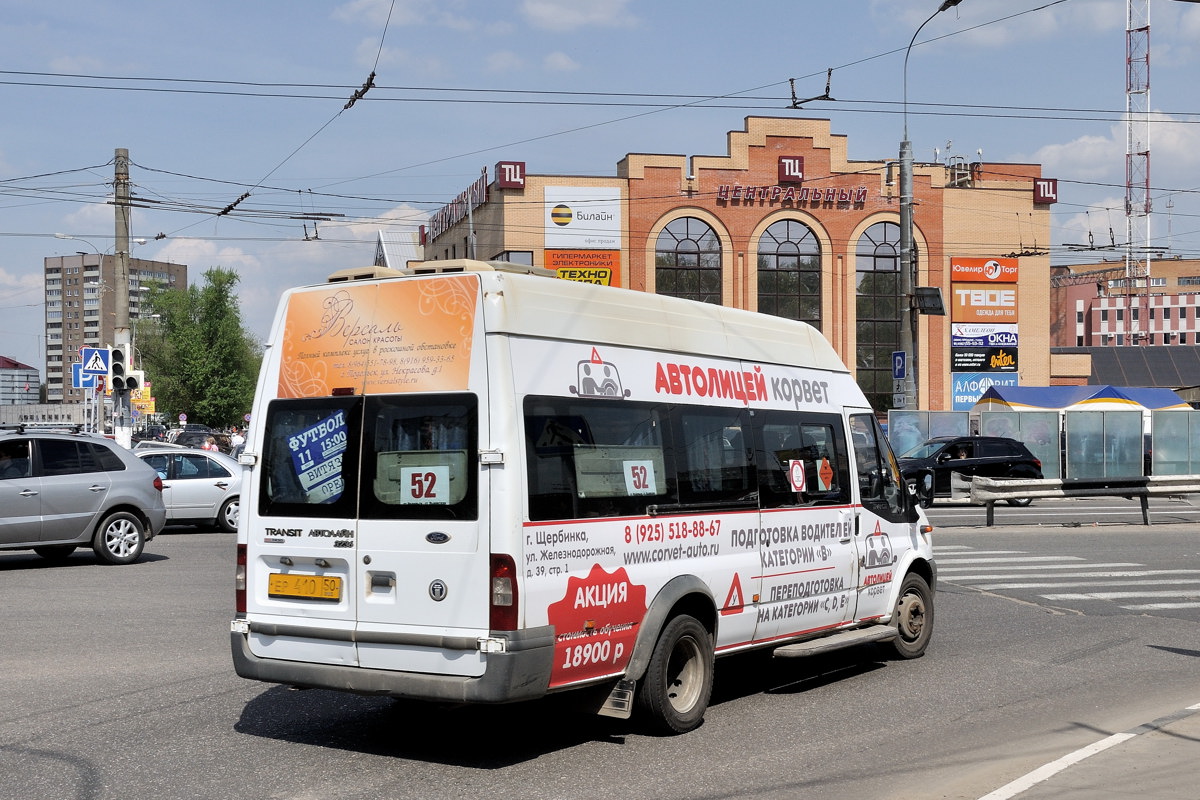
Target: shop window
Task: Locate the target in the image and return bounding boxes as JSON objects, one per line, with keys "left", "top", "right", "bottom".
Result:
{"left": 756, "top": 219, "right": 821, "bottom": 329}
{"left": 855, "top": 221, "right": 904, "bottom": 413}
{"left": 654, "top": 217, "right": 721, "bottom": 304}
{"left": 492, "top": 251, "right": 533, "bottom": 266}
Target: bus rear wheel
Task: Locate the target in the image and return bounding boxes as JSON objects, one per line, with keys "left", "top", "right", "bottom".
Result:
{"left": 636, "top": 614, "right": 714, "bottom": 734}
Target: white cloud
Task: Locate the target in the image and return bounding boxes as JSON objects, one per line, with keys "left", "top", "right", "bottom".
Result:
{"left": 876, "top": 0, "right": 1124, "bottom": 49}
{"left": 157, "top": 238, "right": 262, "bottom": 277}
{"left": 543, "top": 51, "right": 579, "bottom": 72}
{"left": 486, "top": 51, "right": 525, "bottom": 74}
{"left": 520, "top": 0, "right": 637, "bottom": 32}
{"left": 48, "top": 53, "right": 107, "bottom": 73}
{"left": 0, "top": 267, "right": 44, "bottom": 294}
{"left": 355, "top": 39, "right": 446, "bottom": 75}
{"left": 334, "top": 0, "right": 474, "bottom": 30}
{"left": 60, "top": 203, "right": 115, "bottom": 242}
{"left": 1026, "top": 112, "right": 1200, "bottom": 183}
{"left": 1058, "top": 196, "right": 1126, "bottom": 251}
{"left": 1029, "top": 133, "right": 1121, "bottom": 183}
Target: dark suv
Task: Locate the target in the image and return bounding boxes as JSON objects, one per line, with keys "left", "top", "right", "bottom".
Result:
{"left": 0, "top": 425, "right": 167, "bottom": 564}
{"left": 898, "top": 435, "right": 1043, "bottom": 508}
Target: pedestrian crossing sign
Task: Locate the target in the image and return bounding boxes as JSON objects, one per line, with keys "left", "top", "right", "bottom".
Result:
{"left": 81, "top": 347, "right": 110, "bottom": 375}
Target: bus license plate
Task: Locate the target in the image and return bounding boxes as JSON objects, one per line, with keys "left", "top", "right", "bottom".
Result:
{"left": 268, "top": 573, "right": 342, "bottom": 601}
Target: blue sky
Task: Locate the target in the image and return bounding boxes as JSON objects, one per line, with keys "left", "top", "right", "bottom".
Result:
{"left": 2, "top": 0, "right": 1199, "bottom": 373}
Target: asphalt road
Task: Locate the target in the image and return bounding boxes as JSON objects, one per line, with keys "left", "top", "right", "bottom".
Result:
{"left": 926, "top": 495, "right": 1200, "bottom": 529}
{"left": 1, "top": 522, "right": 1197, "bottom": 800}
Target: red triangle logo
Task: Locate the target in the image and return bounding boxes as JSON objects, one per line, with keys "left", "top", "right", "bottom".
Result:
{"left": 721, "top": 573, "right": 744, "bottom": 616}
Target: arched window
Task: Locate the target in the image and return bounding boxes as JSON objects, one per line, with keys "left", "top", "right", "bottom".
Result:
{"left": 757, "top": 219, "right": 821, "bottom": 328}
{"left": 655, "top": 217, "right": 721, "bottom": 304}
{"left": 855, "top": 221, "right": 903, "bottom": 412}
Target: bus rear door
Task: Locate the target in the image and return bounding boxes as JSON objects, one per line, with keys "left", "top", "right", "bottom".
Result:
{"left": 353, "top": 393, "right": 488, "bottom": 676}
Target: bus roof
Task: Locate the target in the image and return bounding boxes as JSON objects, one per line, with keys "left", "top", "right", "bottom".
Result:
{"left": 311, "top": 259, "right": 849, "bottom": 375}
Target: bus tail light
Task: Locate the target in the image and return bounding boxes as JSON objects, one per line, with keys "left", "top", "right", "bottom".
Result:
{"left": 235, "top": 543, "right": 247, "bottom": 614}
{"left": 490, "top": 554, "right": 518, "bottom": 631}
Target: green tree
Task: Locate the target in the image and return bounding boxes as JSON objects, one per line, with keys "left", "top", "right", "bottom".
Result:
{"left": 137, "top": 268, "right": 260, "bottom": 427}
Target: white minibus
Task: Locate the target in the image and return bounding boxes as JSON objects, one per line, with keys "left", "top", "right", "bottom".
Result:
{"left": 231, "top": 259, "right": 935, "bottom": 733}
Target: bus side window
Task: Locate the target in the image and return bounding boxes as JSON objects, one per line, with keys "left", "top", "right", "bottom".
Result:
{"left": 850, "top": 413, "right": 910, "bottom": 520}
{"left": 756, "top": 413, "right": 850, "bottom": 508}
{"left": 678, "top": 410, "right": 751, "bottom": 503}
{"left": 524, "top": 399, "right": 673, "bottom": 521}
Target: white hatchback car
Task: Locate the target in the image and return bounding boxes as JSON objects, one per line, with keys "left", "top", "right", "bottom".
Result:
{"left": 136, "top": 447, "right": 241, "bottom": 532}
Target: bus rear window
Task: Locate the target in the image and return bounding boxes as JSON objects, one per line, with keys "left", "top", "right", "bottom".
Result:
{"left": 259, "top": 397, "right": 362, "bottom": 518}
{"left": 360, "top": 394, "right": 478, "bottom": 520}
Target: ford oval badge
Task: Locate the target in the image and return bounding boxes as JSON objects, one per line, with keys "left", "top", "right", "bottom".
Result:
{"left": 426, "top": 531, "right": 450, "bottom": 544}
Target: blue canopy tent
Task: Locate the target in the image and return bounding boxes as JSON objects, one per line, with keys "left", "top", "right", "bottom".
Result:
{"left": 974, "top": 385, "right": 1190, "bottom": 414}
{"left": 973, "top": 386, "right": 1192, "bottom": 477}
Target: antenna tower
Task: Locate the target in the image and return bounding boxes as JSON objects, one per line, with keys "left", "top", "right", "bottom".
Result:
{"left": 1126, "top": 0, "right": 1151, "bottom": 343}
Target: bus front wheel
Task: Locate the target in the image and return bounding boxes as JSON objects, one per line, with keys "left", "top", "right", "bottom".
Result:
{"left": 889, "top": 573, "right": 934, "bottom": 659}
{"left": 635, "top": 614, "right": 714, "bottom": 734}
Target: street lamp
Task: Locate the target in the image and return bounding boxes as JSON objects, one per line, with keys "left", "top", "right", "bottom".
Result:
{"left": 899, "top": 0, "right": 962, "bottom": 410}
{"left": 54, "top": 232, "right": 106, "bottom": 255}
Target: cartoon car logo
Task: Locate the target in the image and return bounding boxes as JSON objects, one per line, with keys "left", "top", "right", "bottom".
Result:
{"left": 570, "top": 348, "right": 630, "bottom": 398}
{"left": 863, "top": 531, "right": 895, "bottom": 568}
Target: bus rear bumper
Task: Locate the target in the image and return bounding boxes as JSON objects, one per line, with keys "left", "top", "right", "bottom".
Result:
{"left": 230, "top": 624, "right": 557, "bottom": 704}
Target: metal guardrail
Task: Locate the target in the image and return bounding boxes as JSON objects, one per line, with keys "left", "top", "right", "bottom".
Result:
{"left": 966, "top": 474, "right": 1200, "bottom": 526}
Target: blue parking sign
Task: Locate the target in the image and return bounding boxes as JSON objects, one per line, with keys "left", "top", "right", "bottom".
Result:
{"left": 891, "top": 351, "right": 907, "bottom": 380}
{"left": 71, "top": 362, "right": 97, "bottom": 389}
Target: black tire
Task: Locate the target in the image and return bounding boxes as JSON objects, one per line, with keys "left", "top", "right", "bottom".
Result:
{"left": 636, "top": 614, "right": 714, "bottom": 734}
{"left": 217, "top": 496, "right": 240, "bottom": 533}
{"left": 33, "top": 544, "right": 76, "bottom": 562}
{"left": 1005, "top": 471, "right": 1036, "bottom": 506}
{"left": 889, "top": 573, "right": 934, "bottom": 659}
{"left": 92, "top": 511, "right": 146, "bottom": 565}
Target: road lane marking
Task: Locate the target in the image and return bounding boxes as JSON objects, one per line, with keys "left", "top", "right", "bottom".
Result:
{"left": 976, "top": 702, "right": 1200, "bottom": 800}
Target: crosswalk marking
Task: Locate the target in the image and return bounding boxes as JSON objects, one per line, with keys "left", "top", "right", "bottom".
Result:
{"left": 937, "top": 556, "right": 1087, "bottom": 564}
{"left": 978, "top": 578, "right": 1200, "bottom": 590}
{"left": 940, "top": 568, "right": 1190, "bottom": 580}
{"left": 1040, "top": 590, "right": 1200, "bottom": 600}
{"left": 937, "top": 546, "right": 1200, "bottom": 614}
{"left": 939, "top": 562, "right": 1141, "bottom": 574}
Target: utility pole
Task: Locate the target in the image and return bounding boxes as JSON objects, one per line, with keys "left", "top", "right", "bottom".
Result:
{"left": 898, "top": 138, "right": 916, "bottom": 410}
{"left": 899, "top": 0, "right": 962, "bottom": 411}
{"left": 113, "top": 147, "right": 133, "bottom": 449}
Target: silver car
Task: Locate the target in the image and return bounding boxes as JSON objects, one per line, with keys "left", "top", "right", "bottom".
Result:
{"left": 0, "top": 425, "right": 166, "bottom": 564}
{"left": 136, "top": 447, "right": 241, "bottom": 532}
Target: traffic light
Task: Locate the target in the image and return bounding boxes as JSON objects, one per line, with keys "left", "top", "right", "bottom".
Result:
{"left": 110, "top": 346, "right": 133, "bottom": 392}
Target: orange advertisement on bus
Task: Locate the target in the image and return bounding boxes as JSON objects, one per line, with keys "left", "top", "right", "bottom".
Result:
{"left": 276, "top": 275, "right": 478, "bottom": 398}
